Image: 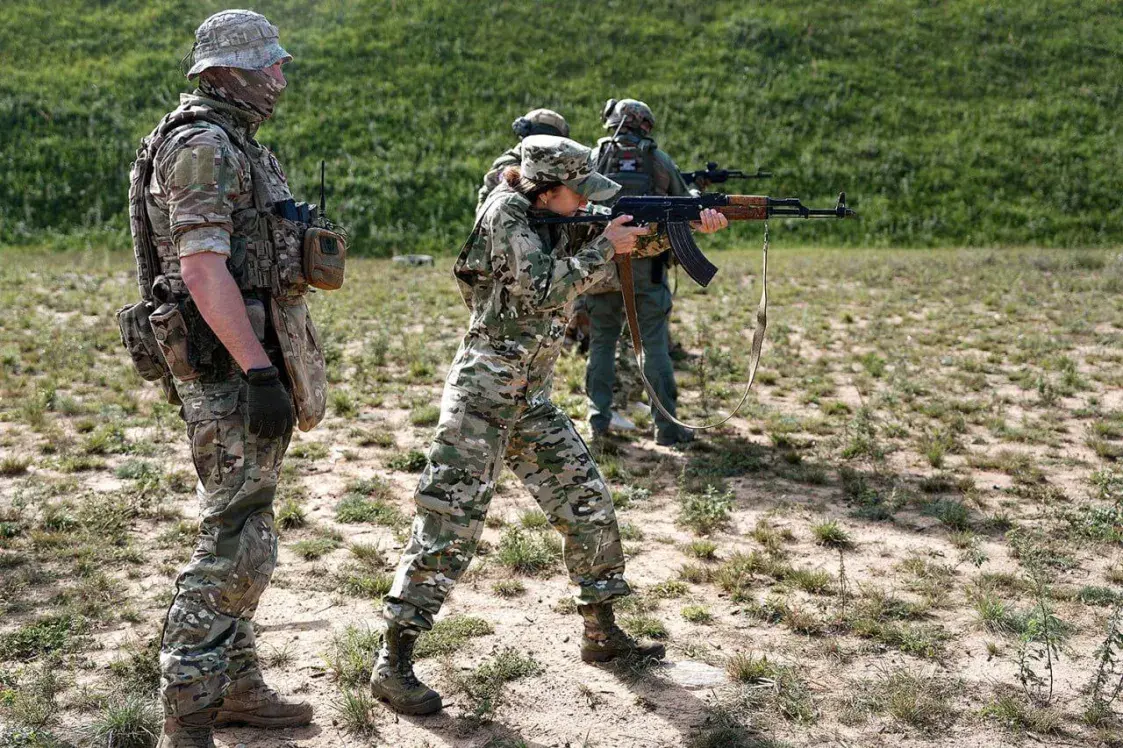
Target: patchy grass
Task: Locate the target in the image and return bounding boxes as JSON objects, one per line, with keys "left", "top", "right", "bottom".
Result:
{"left": 415, "top": 615, "right": 493, "bottom": 659}
{"left": 496, "top": 526, "right": 560, "bottom": 575}
{"left": 678, "top": 485, "right": 734, "bottom": 535}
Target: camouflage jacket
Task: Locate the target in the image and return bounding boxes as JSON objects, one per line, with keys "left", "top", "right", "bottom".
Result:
{"left": 144, "top": 92, "right": 294, "bottom": 297}
{"left": 475, "top": 144, "right": 523, "bottom": 213}
{"left": 451, "top": 184, "right": 615, "bottom": 405}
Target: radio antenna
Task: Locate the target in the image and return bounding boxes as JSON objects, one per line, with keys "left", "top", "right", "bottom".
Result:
{"left": 319, "top": 160, "right": 326, "bottom": 218}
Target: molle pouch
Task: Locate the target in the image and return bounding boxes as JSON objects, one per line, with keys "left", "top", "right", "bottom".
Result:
{"left": 149, "top": 302, "right": 200, "bottom": 382}
{"left": 303, "top": 227, "right": 347, "bottom": 290}
{"left": 265, "top": 213, "right": 308, "bottom": 294}
{"left": 116, "top": 301, "right": 167, "bottom": 381}
{"left": 244, "top": 298, "right": 267, "bottom": 342}
{"left": 269, "top": 296, "right": 327, "bottom": 431}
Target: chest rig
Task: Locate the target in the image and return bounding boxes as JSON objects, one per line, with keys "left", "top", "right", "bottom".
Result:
{"left": 129, "top": 103, "right": 332, "bottom": 303}
{"left": 120, "top": 99, "right": 341, "bottom": 431}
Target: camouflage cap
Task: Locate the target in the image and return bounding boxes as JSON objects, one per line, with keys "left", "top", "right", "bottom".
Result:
{"left": 186, "top": 9, "right": 291, "bottom": 79}
{"left": 520, "top": 135, "right": 620, "bottom": 202}
{"left": 603, "top": 98, "right": 655, "bottom": 133}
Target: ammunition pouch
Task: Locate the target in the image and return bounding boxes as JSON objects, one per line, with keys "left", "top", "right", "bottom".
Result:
{"left": 269, "top": 295, "right": 327, "bottom": 432}
{"left": 148, "top": 302, "right": 201, "bottom": 382}
{"left": 116, "top": 300, "right": 166, "bottom": 382}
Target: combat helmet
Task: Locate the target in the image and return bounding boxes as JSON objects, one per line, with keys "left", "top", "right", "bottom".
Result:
{"left": 512, "top": 109, "right": 570, "bottom": 139}
{"left": 185, "top": 9, "right": 291, "bottom": 79}
{"left": 520, "top": 135, "right": 620, "bottom": 202}
{"left": 602, "top": 98, "right": 655, "bottom": 134}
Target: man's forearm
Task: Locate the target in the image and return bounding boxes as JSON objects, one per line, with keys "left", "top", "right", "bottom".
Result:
{"left": 181, "top": 253, "right": 272, "bottom": 373}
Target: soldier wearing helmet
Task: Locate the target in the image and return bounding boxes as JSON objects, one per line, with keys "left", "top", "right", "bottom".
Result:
{"left": 124, "top": 10, "right": 326, "bottom": 747}
{"left": 475, "top": 108, "right": 570, "bottom": 212}
{"left": 585, "top": 97, "right": 710, "bottom": 447}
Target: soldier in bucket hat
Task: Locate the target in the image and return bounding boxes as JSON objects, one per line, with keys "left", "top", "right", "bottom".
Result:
{"left": 371, "top": 136, "right": 726, "bottom": 715}
{"left": 127, "top": 10, "right": 322, "bottom": 747}
{"left": 475, "top": 108, "right": 572, "bottom": 211}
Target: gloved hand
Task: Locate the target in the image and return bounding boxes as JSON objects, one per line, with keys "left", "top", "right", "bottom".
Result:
{"left": 245, "top": 366, "right": 294, "bottom": 438}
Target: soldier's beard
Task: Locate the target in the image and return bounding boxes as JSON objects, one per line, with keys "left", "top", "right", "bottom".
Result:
{"left": 199, "top": 68, "right": 286, "bottom": 122}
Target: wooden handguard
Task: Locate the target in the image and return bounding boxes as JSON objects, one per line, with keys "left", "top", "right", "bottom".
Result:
{"left": 717, "top": 205, "right": 769, "bottom": 221}
{"left": 727, "top": 195, "right": 768, "bottom": 206}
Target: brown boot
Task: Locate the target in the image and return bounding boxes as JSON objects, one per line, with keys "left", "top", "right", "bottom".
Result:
{"left": 578, "top": 602, "right": 666, "bottom": 663}
{"left": 156, "top": 711, "right": 216, "bottom": 748}
{"left": 370, "top": 623, "right": 442, "bottom": 715}
{"left": 213, "top": 674, "right": 313, "bottom": 728}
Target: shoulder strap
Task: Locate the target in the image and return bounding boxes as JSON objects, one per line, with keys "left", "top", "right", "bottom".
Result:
{"left": 616, "top": 223, "right": 769, "bottom": 430}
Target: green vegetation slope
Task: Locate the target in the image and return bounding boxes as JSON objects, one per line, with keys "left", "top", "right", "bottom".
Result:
{"left": 1, "top": 0, "right": 1120, "bottom": 253}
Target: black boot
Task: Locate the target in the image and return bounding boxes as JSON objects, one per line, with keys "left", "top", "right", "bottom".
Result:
{"left": 578, "top": 602, "right": 666, "bottom": 663}
{"left": 370, "top": 623, "right": 442, "bottom": 715}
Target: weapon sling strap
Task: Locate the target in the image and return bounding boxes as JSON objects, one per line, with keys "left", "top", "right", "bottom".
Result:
{"left": 615, "top": 223, "right": 769, "bottom": 431}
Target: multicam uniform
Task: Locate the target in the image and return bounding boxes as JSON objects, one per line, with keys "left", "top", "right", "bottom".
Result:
{"left": 586, "top": 124, "right": 693, "bottom": 443}
{"left": 383, "top": 182, "right": 633, "bottom": 632}
{"left": 140, "top": 91, "right": 310, "bottom": 719}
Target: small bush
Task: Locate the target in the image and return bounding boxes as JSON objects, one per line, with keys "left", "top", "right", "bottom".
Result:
{"left": 496, "top": 527, "right": 560, "bottom": 575}
{"left": 686, "top": 539, "right": 718, "bottom": 560}
{"left": 387, "top": 449, "right": 428, "bottom": 472}
{"left": 678, "top": 485, "right": 734, "bottom": 535}
{"left": 682, "top": 605, "right": 713, "bottom": 624}
{"left": 492, "top": 579, "right": 526, "bottom": 598}
{"left": 0, "top": 455, "right": 31, "bottom": 477}
{"left": 323, "top": 625, "right": 380, "bottom": 686}
{"left": 80, "top": 693, "right": 161, "bottom": 748}
{"left": 811, "top": 520, "right": 852, "bottom": 549}
{"left": 275, "top": 499, "right": 306, "bottom": 530}
{"left": 291, "top": 537, "right": 340, "bottom": 560}
{"left": 335, "top": 493, "right": 405, "bottom": 527}
{"left": 415, "top": 615, "right": 493, "bottom": 659}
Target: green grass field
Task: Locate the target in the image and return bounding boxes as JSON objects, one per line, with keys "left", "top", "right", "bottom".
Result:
{"left": 2, "top": 0, "right": 1121, "bottom": 253}
{"left": 2, "top": 245, "right": 1123, "bottom": 745}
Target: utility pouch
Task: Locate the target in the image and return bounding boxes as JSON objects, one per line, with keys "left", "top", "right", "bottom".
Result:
{"left": 265, "top": 213, "right": 308, "bottom": 293}
{"left": 303, "top": 227, "right": 347, "bottom": 290}
{"left": 116, "top": 301, "right": 167, "bottom": 382}
{"left": 149, "top": 302, "right": 200, "bottom": 382}
{"left": 269, "top": 296, "right": 327, "bottom": 431}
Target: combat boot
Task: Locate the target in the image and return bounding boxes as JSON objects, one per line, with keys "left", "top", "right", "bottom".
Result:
{"left": 370, "top": 623, "right": 442, "bottom": 715}
{"left": 578, "top": 602, "right": 666, "bottom": 663}
{"left": 156, "top": 711, "right": 216, "bottom": 748}
{"left": 214, "top": 673, "right": 313, "bottom": 728}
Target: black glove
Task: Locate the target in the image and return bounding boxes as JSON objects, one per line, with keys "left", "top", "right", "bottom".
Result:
{"left": 245, "top": 366, "right": 295, "bottom": 438}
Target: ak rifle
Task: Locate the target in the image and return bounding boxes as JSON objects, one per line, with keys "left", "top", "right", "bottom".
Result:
{"left": 531, "top": 192, "right": 856, "bottom": 288}
{"left": 681, "top": 162, "right": 772, "bottom": 185}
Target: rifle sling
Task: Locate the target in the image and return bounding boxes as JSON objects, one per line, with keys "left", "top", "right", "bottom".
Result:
{"left": 614, "top": 223, "right": 769, "bottom": 431}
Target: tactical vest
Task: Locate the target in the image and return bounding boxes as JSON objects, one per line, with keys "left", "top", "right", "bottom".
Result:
{"left": 596, "top": 135, "right": 659, "bottom": 197}
{"left": 128, "top": 103, "right": 311, "bottom": 303}
{"left": 118, "top": 98, "right": 343, "bottom": 431}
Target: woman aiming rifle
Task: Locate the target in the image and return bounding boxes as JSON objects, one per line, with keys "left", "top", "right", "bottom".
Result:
{"left": 372, "top": 135, "right": 726, "bottom": 715}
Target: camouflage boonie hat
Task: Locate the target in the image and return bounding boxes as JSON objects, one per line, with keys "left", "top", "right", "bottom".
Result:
{"left": 512, "top": 108, "right": 570, "bottom": 138}
{"left": 603, "top": 98, "right": 655, "bottom": 133}
{"left": 186, "top": 9, "right": 292, "bottom": 79}
{"left": 520, "top": 135, "right": 620, "bottom": 202}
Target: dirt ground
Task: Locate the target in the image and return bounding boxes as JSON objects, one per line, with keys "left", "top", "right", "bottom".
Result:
{"left": 2, "top": 246, "right": 1122, "bottom": 747}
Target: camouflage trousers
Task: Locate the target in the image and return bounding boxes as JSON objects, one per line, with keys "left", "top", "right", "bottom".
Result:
{"left": 160, "top": 376, "right": 291, "bottom": 718}
{"left": 383, "top": 384, "right": 631, "bottom": 631}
